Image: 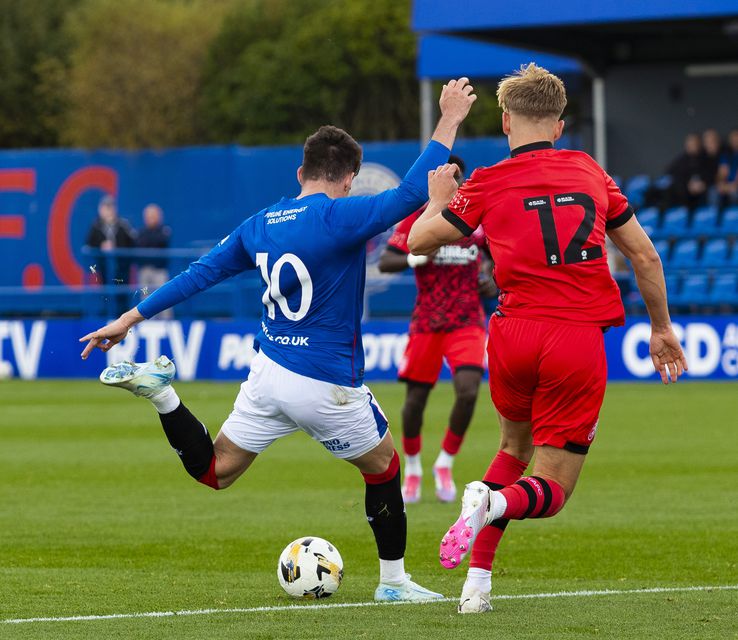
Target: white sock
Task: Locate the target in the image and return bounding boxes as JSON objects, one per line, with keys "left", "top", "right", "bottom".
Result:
{"left": 149, "top": 386, "right": 180, "bottom": 414}
{"left": 465, "top": 567, "right": 492, "bottom": 593}
{"left": 489, "top": 490, "right": 508, "bottom": 522}
{"left": 379, "top": 558, "right": 406, "bottom": 585}
{"left": 434, "top": 449, "right": 454, "bottom": 469}
{"left": 404, "top": 454, "right": 422, "bottom": 477}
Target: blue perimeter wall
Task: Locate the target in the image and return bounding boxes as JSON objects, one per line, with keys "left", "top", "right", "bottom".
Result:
{"left": 1, "top": 316, "right": 737, "bottom": 382}
{"left": 0, "top": 138, "right": 513, "bottom": 290}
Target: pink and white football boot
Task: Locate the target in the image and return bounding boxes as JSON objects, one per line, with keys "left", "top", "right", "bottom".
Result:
{"left": 439, "top": 481, "right": 494, "bottom": 569}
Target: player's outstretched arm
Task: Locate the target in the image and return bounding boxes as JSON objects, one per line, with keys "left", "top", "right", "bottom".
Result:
{"left": 79, "top": 222, "right": 255, "bottom": 359}
{"left": 79, "top": 307, "right": 144, "bottom": 359}
{"left": 607, "top": 217, "right": 688, "bottom": 384}
{"left": 329, "top": 79, "right": 476, "bottom": 244}
{"left": 407, "top": 164, "right": 465, "bottom": 255}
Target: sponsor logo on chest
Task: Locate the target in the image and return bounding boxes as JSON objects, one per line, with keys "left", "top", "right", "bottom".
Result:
{"left": 432, "top": 243, "right": 479, "bottom": 266}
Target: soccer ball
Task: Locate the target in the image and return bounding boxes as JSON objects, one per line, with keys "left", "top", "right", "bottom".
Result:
{"left": 277, "top": 536, "right": 343, "bottom": 599}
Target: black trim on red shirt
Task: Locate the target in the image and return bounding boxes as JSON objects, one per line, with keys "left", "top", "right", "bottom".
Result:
{"left": 564, "top": 441, "right": 590, "bottom": 455}
{"left": 385, "top": 244, "right": 408, "bottom": 255}
{"left": 606, "top": 205, "right": 635, "bottom": 230}
{"left": 510, "top": 141, "right": 553, "bottom": 157}
{"left": 442, "top": 208, "right": 474, "bottom": 237}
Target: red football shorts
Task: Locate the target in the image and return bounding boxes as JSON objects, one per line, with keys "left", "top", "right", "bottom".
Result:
{"left": 399, "top": 326, "right": 486, "bottom": 386}
{"left": 488, "top": 314, "right": 607, "bottom": 453}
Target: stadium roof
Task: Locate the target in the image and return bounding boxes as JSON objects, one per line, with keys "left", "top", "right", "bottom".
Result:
{"left": 413, "top": 0, "right": 738, "bottom": 73}
{"left": 417, "top": 35, "right": 581, "bottom": 80}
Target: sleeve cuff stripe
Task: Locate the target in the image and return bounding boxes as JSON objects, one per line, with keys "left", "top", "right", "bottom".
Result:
{"left": 442, "top": 209, "right": 474, "bottom": 237}
{"left": 606, "top": 205, "right": 634, "bottom": 230}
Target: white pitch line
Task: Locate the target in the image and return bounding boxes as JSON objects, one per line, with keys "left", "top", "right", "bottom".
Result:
{"left": 3, "top": 584, "right": 737, "bottom": 625}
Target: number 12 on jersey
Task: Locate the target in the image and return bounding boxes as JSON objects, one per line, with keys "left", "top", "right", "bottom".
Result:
{"left": 524, "top": 193, "right": 603, "bottom": 266}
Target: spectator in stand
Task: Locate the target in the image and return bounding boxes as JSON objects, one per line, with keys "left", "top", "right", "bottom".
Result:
{"left": 85, "top": 195, "right": 136, "bottom": 285}
{"left": 137, "top": 204, "right": 172, "bottom": 318}
{"left": 666, "top": 133, "right": 708, "bottom": 209}
{"left": 717, "top": 129, "right": 738, "bottom": 207}
{"left": 701, "top": 128, "right": 723, "bottom": 203}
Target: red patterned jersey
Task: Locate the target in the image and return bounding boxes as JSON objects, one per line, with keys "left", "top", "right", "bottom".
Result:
{"left": 445, "top": 142, "right": 631, "bottom": 327}
{"left": 387, "top": 207, "right": 486, "bottom": 334}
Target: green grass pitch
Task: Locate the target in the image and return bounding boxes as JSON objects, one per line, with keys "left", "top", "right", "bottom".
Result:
{"left": 1, "top": 379, "right": 737, "bottom": 639}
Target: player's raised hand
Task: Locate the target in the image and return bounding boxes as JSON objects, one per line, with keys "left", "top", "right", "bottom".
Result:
{"left": 439, "top": 77, "right": 477, "bottom": 125}
{"left": 79, "top": 307, "right": 145, "bottom": 359}
{"left": 650, "top": 327, "right": 688, "bottom": 384}
{"left": 428, "top": 163, "right": 460, "bottom": 207}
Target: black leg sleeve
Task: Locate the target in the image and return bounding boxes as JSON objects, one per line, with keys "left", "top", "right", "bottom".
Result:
{"left": 158, "top": 402, "right": 214, "bottom": 480}
{"left": 365, "top": 468, "right": 407, "bottom": 561}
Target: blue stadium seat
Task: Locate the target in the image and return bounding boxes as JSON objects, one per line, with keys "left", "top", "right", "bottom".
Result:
{"left": 691, "top": 206, "right": 719, "bottom": 236}
{"left": 624, "top": 174, "right": 650, "bottom": 208}
{"left": 728, "top": 240, "right": 738, "bottom": 267}
{"left": 636, "top": 206, "right": 660, "bottom": 237}
{"left": 700, "top": 238, "right": 730, "bottom": 268}
{"left": 661, "top": 206, "right": 689, "bottom": 238}
{"left": 675, "top": 273, "right": 710, "bottom": 306}
{"left": 709, "top": 273, "right": 738, "bottom": 305}
{"left": 720, "top": 207, "right": 738, "bottom": 234}
{"left": 668, "top": 238, "right": 699, "bottom": 269}
{"left": 653, "top": 174, "right": 673, "bottom": 190}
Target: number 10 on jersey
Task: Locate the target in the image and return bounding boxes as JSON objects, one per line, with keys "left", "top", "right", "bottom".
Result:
{"left": 256, "top": 252, "right": 313, "bottom": 321}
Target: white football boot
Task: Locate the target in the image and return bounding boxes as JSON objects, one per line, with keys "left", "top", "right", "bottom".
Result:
{"left": 374, "top": 574, "right": 444, "bottom": 602}
{"left": 99, "top": 356, "right": 176, "bottom": 398}
{"left": 458, "top": 581, "right": 492, "bottom": 614}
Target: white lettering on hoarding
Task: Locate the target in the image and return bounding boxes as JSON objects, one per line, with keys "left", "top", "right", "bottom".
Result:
{"left": 683, "top": 323, "right": 721, "bottom": 377}
{"left": 218, "top": 334, "right": 257, "bottom": 370}
{"left": 621, "top": 323, "right": 655, "bottom": 378}
{"left": 0, "top": 321, "right": 46, "bottom": 379}
{"left": 621, "top": 322, "right": 737, "bottom": 379}
{"left": 107, "top": 321, "right": 205, "bottom": 381}
{"left": 363, "top": 333, "right": 408, "bottom": 371}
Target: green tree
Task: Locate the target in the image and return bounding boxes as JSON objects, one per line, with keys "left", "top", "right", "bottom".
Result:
{"left": 200, "top": 0, "right": 420, "bottom": 145}
{"left": 61, "top": 0, "right": 229, "bottom": 148}
{"left": 0, "top": 0, "right": 80, "bottom": 148}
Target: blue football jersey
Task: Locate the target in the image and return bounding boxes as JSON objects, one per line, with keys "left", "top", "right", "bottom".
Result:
{"left": 138, "top": 140, "right": 450, "bottom": 386}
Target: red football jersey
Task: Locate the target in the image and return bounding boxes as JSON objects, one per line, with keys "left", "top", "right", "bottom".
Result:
{"left": 388, "top": 207, "right": 486, "bottom": 334}
{"left": 445, "top": 142, "right": 631, "bottom": 327}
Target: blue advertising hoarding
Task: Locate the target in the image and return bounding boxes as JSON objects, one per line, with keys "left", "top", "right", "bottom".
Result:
{"left": 1, "top": 316, "right": 736, "bottom": 383}
{"left": 0, "top": 138, "right": 513, "bottom": 294}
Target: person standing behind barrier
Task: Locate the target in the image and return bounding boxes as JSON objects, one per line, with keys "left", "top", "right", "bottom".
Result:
{"left": 137, "top": 204, "right": 172, "bottom": 318}
{"left": 85, "top": 195, "right": 136, "bottom": 285}
{"left": 701, "top": 128, "right": 724, "bottom": 206}
{"left": 717, "top": 129, "right": 738, "bottom": 207}
{"left": 666, "top": 133, "right": 707, "bottom": 209}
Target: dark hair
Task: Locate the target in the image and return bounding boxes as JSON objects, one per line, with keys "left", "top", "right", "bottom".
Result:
{"left": 301, "top": 125, "right": 362, "bottom": 182}
{"left": 448, "top": 154, "right": 466, "bottom": 175}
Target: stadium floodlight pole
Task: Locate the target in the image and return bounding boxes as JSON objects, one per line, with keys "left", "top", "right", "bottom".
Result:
{"left": 420, "top": 78, "right": 434, "bottom": 147}
{"left": 592, "top": 76, "right": 607, "bottom": 169}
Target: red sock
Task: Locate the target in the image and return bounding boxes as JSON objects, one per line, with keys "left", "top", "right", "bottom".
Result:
{"left": 403, "top": 435, "right": 421, "bottom": 456}
{"left": 499, "top": 476, "right": 566, "bottom": 519}
{"left": 362, "top": 450, "right": 401, "bottom": 484}
{"left": 197, "top": 455, "right": 220, "bottom": 490}
{"left": 441, "top": 428, "right": 464, "bottom": 455}
{"left": 469, "top": 451, "right": 528, "bottom": 570}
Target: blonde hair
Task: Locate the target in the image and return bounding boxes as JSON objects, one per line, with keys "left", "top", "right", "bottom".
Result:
{"left": 497, "top": 63, "right": 567, "bottom": 120}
